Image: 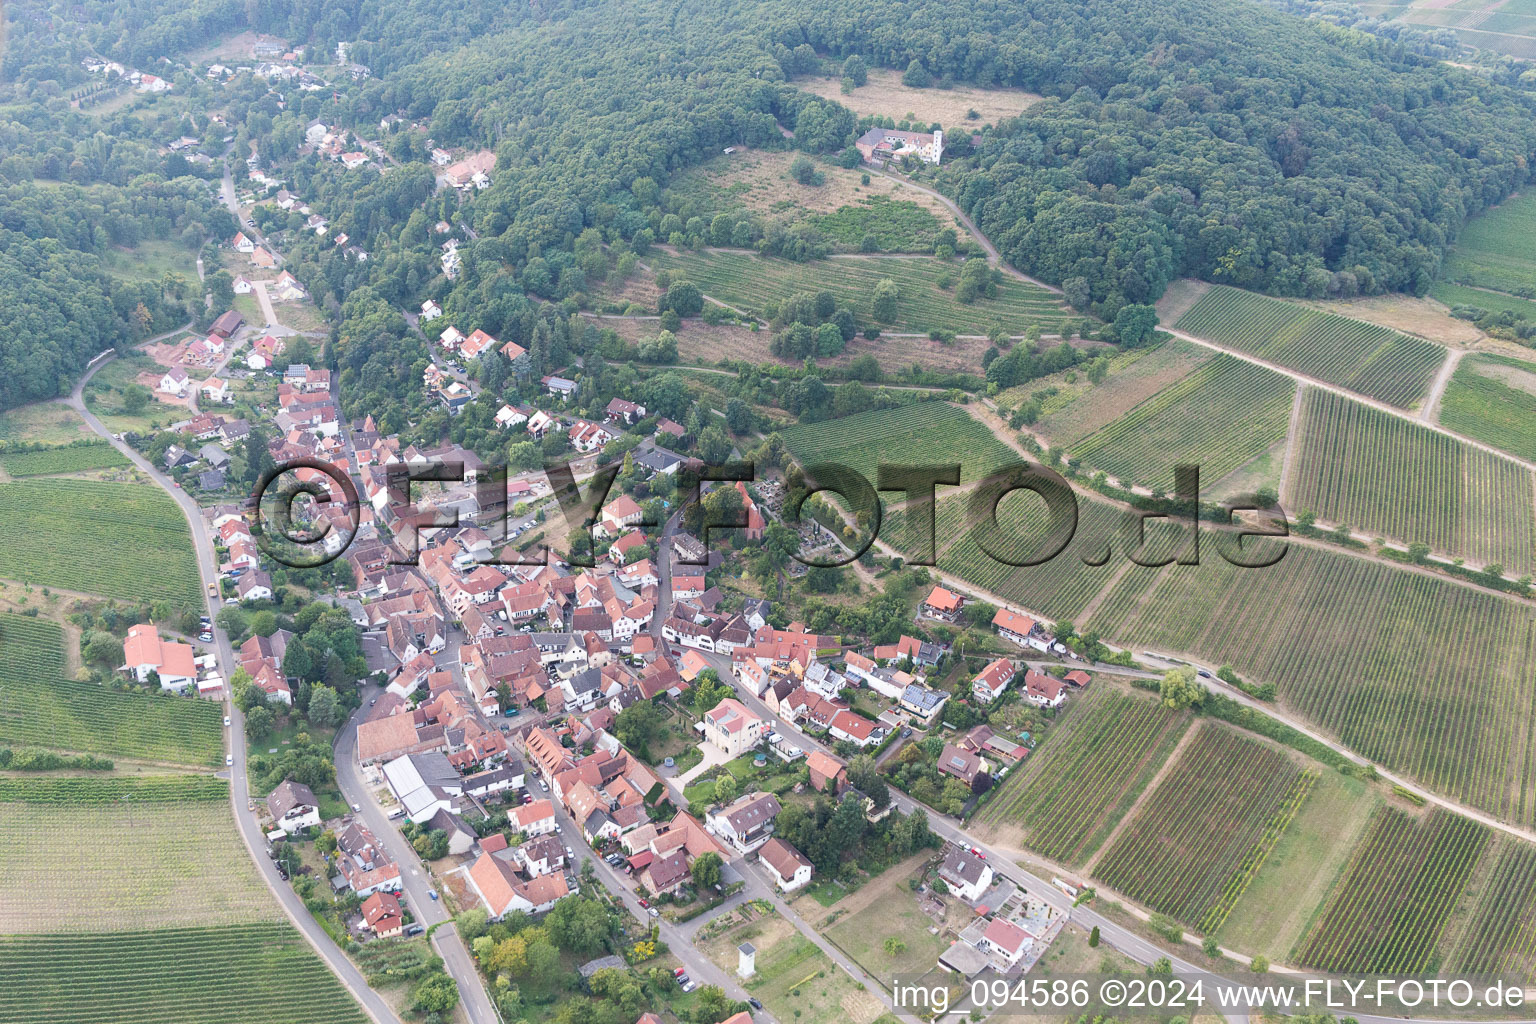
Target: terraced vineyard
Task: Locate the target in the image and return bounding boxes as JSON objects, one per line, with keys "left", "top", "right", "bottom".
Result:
{"left": 1438, "top": 353, "right": 1536, "bottom": 462}
{"left": 781, "top": 402, "right": 1018, "bottom": 486}
{"left": 974, "top": 690, "right": 1189, "bottom": 864}
{"left": 0, "top": 795, "right": 274, "bottom": 932}
{"left": 1091, "top": 726, "right": 1315, "bottom": 932}
{"left": 1086, "top": 543, "right": 1536, "bottom": 824}
{"left": 0, "top": 676, "right": 222, "bottom": 765}
{"left": 1294, "top": 808, "right": 1489, "bottom": 973}
{"left": 0, "top": 478, "right": 202, "bottom": 607}
{"left": 1448, "top": 841, "right": 1536, "bottom": 983}
{"left": 0, "top": 441, "right": 128, "bottom": 477}
{"left": 0, "top": 613, "right": 65, "bottom": 683}
{"left": 1070, "top": 355, "right": 1294, "bottom": 488}
{"left": 1175, "top": 285, "right": 1446, "bottom": 408}
{"left": 1289, "top": 387, "right": 1536, "bottom": 574}
{"left": 649, "top": 249, "right": 1073, "bottom": 335}
{"left": 0, "top": 924, "right": 368, "bottom": 1024}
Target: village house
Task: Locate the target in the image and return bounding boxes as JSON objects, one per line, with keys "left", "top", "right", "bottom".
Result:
{"left": 921, "top": 585, "right": 964, "bottom": 622}
{"left": 758, "top": 837, "right": 814, "bottom": 892}
{"left": 266, "top": 780, "right": 321, "bottom": 833}
{"left": 938, "top": 845, "right": 994, "bottom": 902}
{"left": 971, "top": 657, "right": 1016, "bottom": 703}
{"left": 121, "top": 623, "right": 197, "bottom": 691}
{"left": 701, "top": 698, "right": 769, "bottom": 758}
{"left": 360, "top": 891, "right": 404, "bottom": 938}
{"left": 706, "top": 792, "right": 782, "bottom": 855}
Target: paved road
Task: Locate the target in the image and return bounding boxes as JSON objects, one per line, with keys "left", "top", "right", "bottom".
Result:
{"left": 65, "top": 353, "right": 402, "bottom": 1024}
{"left": 335, "top": 687, "right": 499, "bottom": 1024}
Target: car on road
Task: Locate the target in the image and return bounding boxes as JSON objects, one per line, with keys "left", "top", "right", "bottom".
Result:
{"left": 225, "top": 754, "right": 233, "bottom": 766}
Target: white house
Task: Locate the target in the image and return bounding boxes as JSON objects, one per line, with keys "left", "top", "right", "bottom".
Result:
{"left": 938, "top": 845, "right": 994, "bottom": 902}
{"left": 266, "top": 780, "right": 322, "bottom": 832}
{"left": 758, "top": 837, "right": 813, "bottom": 892}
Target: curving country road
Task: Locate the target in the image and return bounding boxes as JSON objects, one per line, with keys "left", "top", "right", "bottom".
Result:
{"left": 65, "top": 351, "right": 403, "bottom": 1024}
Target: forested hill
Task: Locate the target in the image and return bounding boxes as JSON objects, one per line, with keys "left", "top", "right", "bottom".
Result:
{"left": 328, "top": 0, "right": 1536, "bottom": 320}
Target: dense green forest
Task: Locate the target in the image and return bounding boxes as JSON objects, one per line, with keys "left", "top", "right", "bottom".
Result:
{"left": 6, "top": 0, "right": 1536, "bottom": 410}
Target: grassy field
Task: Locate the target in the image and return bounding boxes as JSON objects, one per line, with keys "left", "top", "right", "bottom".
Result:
{"left": 0, "top": 787, "right": 273, "bottom": 933}
{"left": 82, "top": 355, "right": 186, "bottom": 435}
{"left": 973, "top": 689, "right": 1190, "bottom": 864}
{"left": 1214, "top": 770, "right": 1377, "bottom": 960}
{"left": 0, "top": 613, "right": 66, "bottom": 684}
{"left": 1448, "top": 839, "right": 1536, "bottom": 983}
{"left": 1288, "top": 387, "right": 1536, "bottom": 574}
{"left": 1069, "top": 354, "right": 1294, "bottom": 490}
{"left": 798, "top": 67, "right": 1044, "bottom": 126}
{"left": 780, "top": 402, "right": 1018, "bottom": 487}
{"left": 1429, "top": 281, "right": 1536, "bottom": 323}
{"left": 1086, "top": 543, "right": 1536, "bottom": 826}
{"left": 702, "top": 911, "right": 887, "bottom": 1024}
{"left": 1438, "top": 352, "right": 1536, "bottom": 462}
{"left": 0, "top": 675, "right": 223, "bottom": 765}
{"left": 1293, "top": 808, "right": 1489, "bottom": 973}
{"left": 0, "top": 441, "right": 128, "bottom": 477}
{"left": 97, "top": 239, "right": 199, "bottom": 286}
{"left": 1442, "top": 191, "right": 1536, "bottom": 298}
{"left": 650, "top": 249, "right": 1073, "bottom": 335}
{"left": 0, "top": 924, "right": 368, "bottom": 1024}
{"left": 0, "top": 404, "right": 93, "bottom": 446}
{"left": 822, "top": 863, "right": 954, "bottom": 980}
{"left": 1175, "top": 284, "right": 1446, "bottom": 408}
{"left": 1030, "top": 338, "right": 1213, "bottom": 448}
{"left": 666, "top": 148, "right": 959, "bottom": 253}
{"left": 1091, "top": 726, "right": 1315, "bottom": 932}
{"left": 0, "top": 477, "right": 203, "bottom": 607}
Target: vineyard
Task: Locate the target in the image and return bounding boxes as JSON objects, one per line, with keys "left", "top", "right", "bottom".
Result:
{"left": 0, "top": 798, "right": 275, "bottom": 932}
{"left": 1438, "top": 353, "right": 1536, "bottom": 462}
{"left": 1288, "top": 387, "right": 1536, "bottom": 574}
{"left": 882, "top": 491, "right": 1189, "bottom": 623}
{"left": 1069, "top": 355, "right": 1294, "bottom": 489}
{"left": 1293, "top": 808, "right": 1488, "bottom": 973}
{"left": 0, "top": 676, "right": 222, "bottom": 766}
{"left": 0, "top": 924, "right": 368, "bottom": 1024}
{"left": 649, "top": 249, "right": 1074, "bottom": 335}
{"left": 0, "top": 442, "right": 128, "bottom": 477}
{"left": 1091, "top": 726, "right": 1315, "bottom": 932}
{"left": 0, "top": 478, "right": 202, "bottom": 607}
{"left": 1085, "top": 542, "right": 1536, "bottom": 824}
{"left": 0, "top": 774, "right": 226, "bottom": 804}
{"left": 780, "top": 402, "right": 1018, "bottom": 487}
{"left": 1174, "top": 285, "right": 1446, "bottom": 408}
{"left": 0, "top": 613, "right": 65, "bottom": 683}
{"left": 973, "top": 690, "right": 1189, "bottom": 865}
{"left": 1441, "top": 190, "right": 1536, "bottom": 298}
{"left": 1448, "top": 840, "right": 1536, "bottom": 983}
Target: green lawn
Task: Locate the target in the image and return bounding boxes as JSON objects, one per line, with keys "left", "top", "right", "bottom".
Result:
{"left": 650, "top": 249, "right": 1073, "bottom": 335}
{"left": 1216, "top": 771, "right": 1378, "bottom": 962}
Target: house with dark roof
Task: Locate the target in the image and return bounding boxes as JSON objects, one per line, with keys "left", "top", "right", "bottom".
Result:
{"left": 706, "top": 792, "right": 782, "bottom": 855}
